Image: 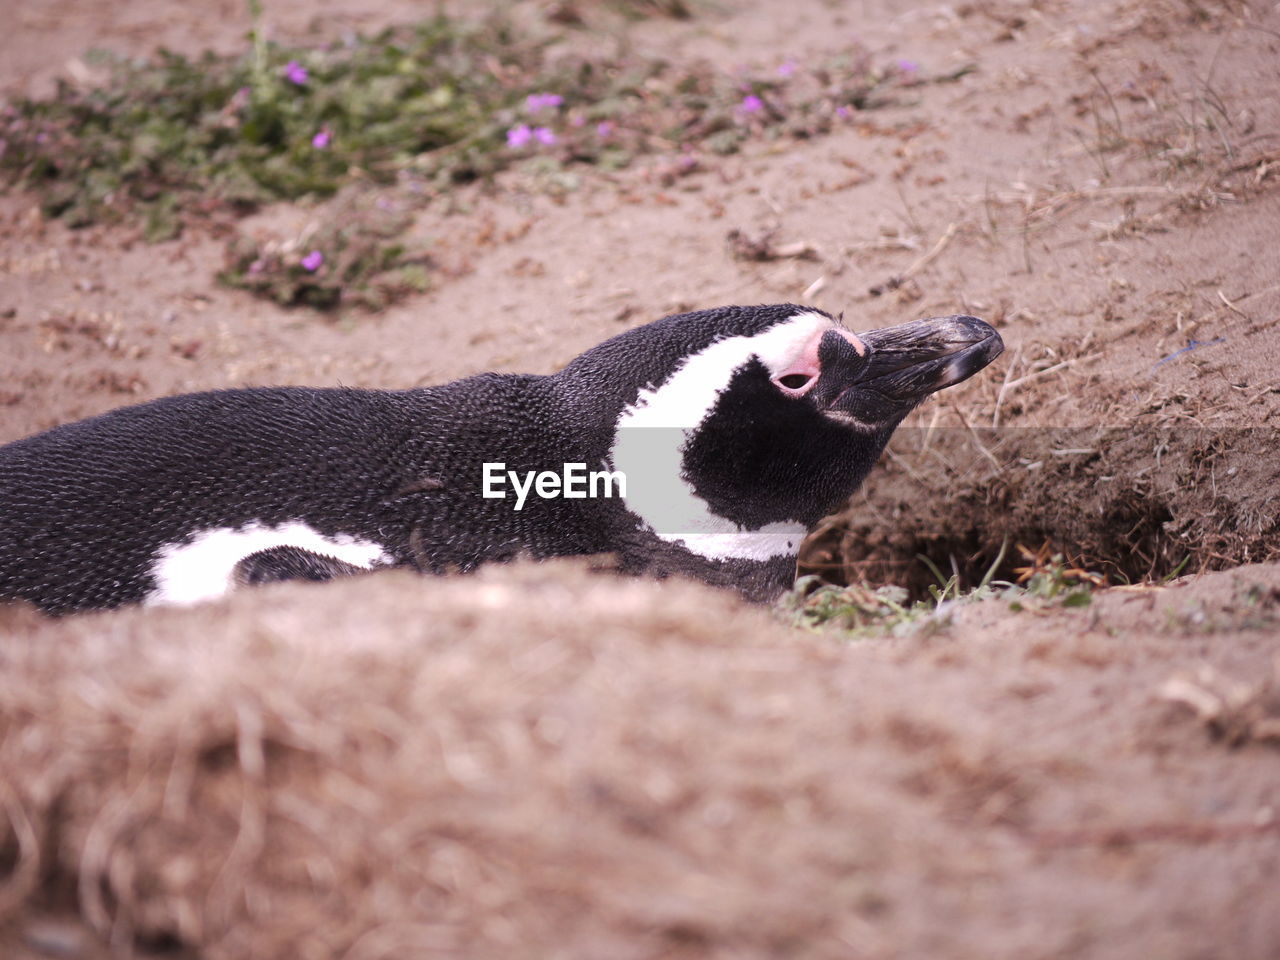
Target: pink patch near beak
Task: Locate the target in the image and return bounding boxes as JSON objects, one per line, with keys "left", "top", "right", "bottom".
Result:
{"left": 771, "top": 326, "right": 826, "bottom": 397}
{"left": 836, "top": 327, "right": 868, "bottom": 356}
{"left": 772, "top": 325, "right": 868, "bottom": 397}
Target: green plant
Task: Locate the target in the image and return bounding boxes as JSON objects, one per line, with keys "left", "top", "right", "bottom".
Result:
{"left": 220, "top": 195, "right": 429, "bottom": 310}
{"left": 784, "top": 539, "right": 1108, "bottom": 638}
{"left": 0, "top": 8, "right": 970, "bottom": 308}
{"left": 1007, "top": 541, "right": 1105, "bottom": 610}
{"left": 782, "top": 577, "right": 949, "bottom": 638}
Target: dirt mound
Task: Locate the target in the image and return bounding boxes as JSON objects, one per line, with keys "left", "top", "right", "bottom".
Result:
{"left": 805, "top": 423, "right": 1280, "bottom": 595}
{"left": 2, "top": 562, "right": 1280, "bottom": 959}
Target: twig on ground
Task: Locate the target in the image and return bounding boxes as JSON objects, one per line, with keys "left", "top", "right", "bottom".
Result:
{"left": 1000, "top": 352, "right": 1104, "bottom": 392}
{"left": 946, "top": 400, "right": 1001, "bottom": 472}
{"left": 1216, "top": 288, "right": 1252, "bottom": 322}
{"left": 726, "top": 228, "right": 819, "bottom": 262}
{"left": 868, "top": 222, "right": 957, "bottom": 296}
{"left": 992, "top": 345, "right": 1023, "bottom": 429}
{"left": 882, "top": 447, "right": 933, "bottom": 486}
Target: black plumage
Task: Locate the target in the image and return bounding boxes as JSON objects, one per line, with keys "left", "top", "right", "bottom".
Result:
{"left": 0, "top": 304, "right": 1003, "bottom": 613}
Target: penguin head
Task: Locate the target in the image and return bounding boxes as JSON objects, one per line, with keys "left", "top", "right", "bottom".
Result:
{"left": 561, "top": 304, "right": 1003, "bottom": 565}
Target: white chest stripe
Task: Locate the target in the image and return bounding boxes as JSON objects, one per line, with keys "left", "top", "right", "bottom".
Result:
{"left": 664, "top": 528, "right": 806, "bottom": 562}
{"left": 146, "top": 521, "right": 391, "bottom": 607}
{"left": 610, "top": 313, "right": 830, "bottom": 562}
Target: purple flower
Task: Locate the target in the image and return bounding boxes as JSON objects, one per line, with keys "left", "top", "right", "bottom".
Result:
{"left": 596, "top": 121, "right": 614, "bottom": 139}
{"left": 247, "top": 258, "right": 265, "bottom": 275}
{"left": 301, "top": 250, "right": 324, "bottom": 272}
{"left": 283, "top": 60, "right": 309, "bottom": 85}
{"left": 506, "top": 124, "right": 533, "bottom": 148}
{"left": 739, "top": 94, "right": 764, "bottom": 114}
{"left": 836, "top": 105, "right": 852, "bottom": 119}
{"left": 525, "top": 92, "right": 564, "bottom": 113}
{"left": 896, "top": 58, "right": 919, "bottom": 73}
{"left": 533, "top": 127, "right": 557, "bottom": 146}
{"left": 778, "top": 59, "right": 798, "bottom": 78}
{"left": 311, "top": 127, "right": 331, "bottom": 149}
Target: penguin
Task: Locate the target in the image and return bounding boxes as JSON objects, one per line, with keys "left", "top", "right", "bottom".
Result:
{"left": 0, "top": 304, "right": 1003, "bottom": 614}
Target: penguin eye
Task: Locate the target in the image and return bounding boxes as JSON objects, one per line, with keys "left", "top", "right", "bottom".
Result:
{"left": 772, "top": 372, "right": 817, "bottom": 397}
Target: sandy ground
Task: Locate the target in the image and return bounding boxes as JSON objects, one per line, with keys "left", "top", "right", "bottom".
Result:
{"left": 1, "top": 0, "right": 1279, "bottom": 957}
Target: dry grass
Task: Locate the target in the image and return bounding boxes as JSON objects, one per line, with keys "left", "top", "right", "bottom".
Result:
{"left": 3, "top": 561, "right": 1280, "bottom": 959}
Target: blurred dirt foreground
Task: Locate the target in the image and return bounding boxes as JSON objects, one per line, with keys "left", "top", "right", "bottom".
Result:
{"left": 2, "top": 1, "right": 1280, "bottom": 958}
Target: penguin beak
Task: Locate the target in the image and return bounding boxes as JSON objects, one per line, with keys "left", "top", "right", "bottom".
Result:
{"left": 853, "top": 315, "right": 1004, "bottom": 400}
{"left": 818, "top": 316, "right": 1004, "bottom": 424}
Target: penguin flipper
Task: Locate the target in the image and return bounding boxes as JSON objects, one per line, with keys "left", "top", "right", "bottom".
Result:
{"left": 233, "top": 545, "right": 368, "bottom": 587}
